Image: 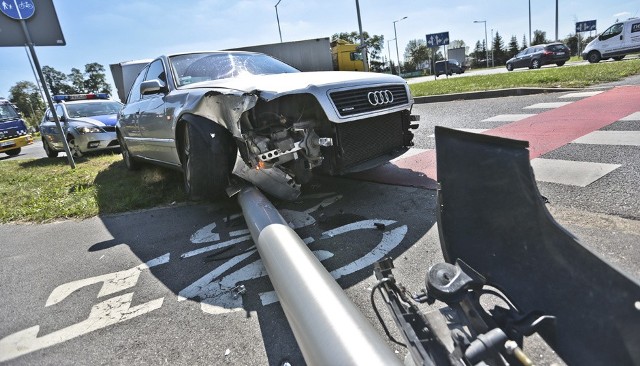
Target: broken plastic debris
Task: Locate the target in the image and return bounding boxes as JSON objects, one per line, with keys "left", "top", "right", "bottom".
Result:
{"left": 225, "top": 349, "right": 231, "bottom": 356}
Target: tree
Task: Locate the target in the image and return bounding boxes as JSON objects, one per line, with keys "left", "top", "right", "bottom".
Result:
{"left": 332, "top": 31, "right": 384, "bottom": 71}
{"left": 532, "top": 30, "right": 550, "bottom": 45}
{"left": 508, "top": 35, "right": 520, "bottom": 57}
{"left": 472, "top": 40, "right": 485, "bottom": 67}
{"left": 449, "top": 39, "right": 466, "bottom": 49}
{"left": 492, "top": 31, "right": 506, "bottom": 65}
{"left": 84, "top": 63, "right": 112, "bottom": 94}
{"left": 521, "top": 34, "right": 528, "bottom": 50}
{"left": 403, "top": 39, "right": 430, "bottom": 72}
{"left": 69, "top": 68, "right": 86, "bottom": 94}
{"left": 42, "top": 66, "right": 70, "bottom": 95}
{"left": 8, "top": 81, "right": 45, "bottom": 128}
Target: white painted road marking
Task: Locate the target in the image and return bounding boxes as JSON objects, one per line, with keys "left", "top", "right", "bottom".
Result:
{"left": 481, "top": 114, "right": 535, "bottom": 122}
{"left": 524, "top": 102, "right": 573, "bottom": 109}
{"left": 572, "top": 131, "right": 640, "bottom": 146}
{"left": 0, "top": 255, "right": 170, "bottom": 363}
{"left": 620, "top": 111, "right": 640, "bottom": 121}
{"left": 559, "top": 91, "right": 604, "bottom": 98}
{"left": 530, "top": 158, "right": 621, "bottom": 187}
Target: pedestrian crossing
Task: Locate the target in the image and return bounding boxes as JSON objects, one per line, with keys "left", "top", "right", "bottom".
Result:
{"left": 427, "top": 89, "right": 640, "bottom": 188}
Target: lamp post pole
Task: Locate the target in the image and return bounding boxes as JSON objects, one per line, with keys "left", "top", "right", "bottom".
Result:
{"left": 393, "top": 16, "right": 407, "bottom": 76}
{"left": 491, "top": 28, "right": 494, "bottom": 67}
{"left": 387, "top": 39, "right": 396, "bottom": 73}
{"left": 355, "top": 0, "right": 369, "bottom": 71}
{"left": 275, "top": 0, "right": 283, "bottom": 43}
{"left": 474, "top": 20, "right": 489, "bottom": 68}
{"left": 528, "top": 0, "right": 532, "bottom": 46}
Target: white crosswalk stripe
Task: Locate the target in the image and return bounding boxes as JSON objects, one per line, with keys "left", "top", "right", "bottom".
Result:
{"left": 572, "top": 131, "right": 640, "bottom": 146}
{"left": 620, "top": 112, "right": 640, "bottom": 121}
{"left": 524, "top": 102, "right": 573, "bottom": 109}
{"left": 530, "top": 159, "right": 621, "bottom": 187}
{"left": 559, "top": 91, "right": 604, "bottom": 98}
{"left": 481, "top": 114, "right": 535, "bottom": 122}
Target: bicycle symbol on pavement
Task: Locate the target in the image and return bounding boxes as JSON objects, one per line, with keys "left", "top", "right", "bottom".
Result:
{"left": 0, "top": 193, "right": 408, "bottom": 362}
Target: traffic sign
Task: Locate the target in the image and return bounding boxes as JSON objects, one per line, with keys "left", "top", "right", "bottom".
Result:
{"left": 0, "top": 0, "right": 65, "bottom": 47}
{"left": 0, "top": 0, "right": 35, "bottom": 20}
{"left": 576, "top": 20, "right": 596, "bottom": 33}
{"left": 426, "top": 31, "right": 450, "bottom": 47}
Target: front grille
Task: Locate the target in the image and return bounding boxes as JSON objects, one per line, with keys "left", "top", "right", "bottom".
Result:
{"left": 329, "top": 112, "right": 404, "bottom": 172}
{"left": 330, "top": 84, "right": 409, "bottom": 117}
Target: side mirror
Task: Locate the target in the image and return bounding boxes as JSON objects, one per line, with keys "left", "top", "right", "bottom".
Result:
{"left": 140, "top": 79, "right": 167, "bottom": 96}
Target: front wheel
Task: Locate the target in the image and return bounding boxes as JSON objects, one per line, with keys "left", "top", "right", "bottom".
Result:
{"left": 531, "top": 59, "right": 541, "bottom": 69}
{"left": 117, "top": 131, "right": 139, "bottom": 170}
{"left": 5, "top": 148, "right": 20, "bottom": 156}
{"left": 181, "top": 122, "right": 235, "bottom": 201}
{"left": 42, "top": 137, "right": 58, "bottom": 158}
{"left": 67, "top": 135, "right": 83, "bottom": 158}
{"left": 587, "top": 51, "right": 601, "bottom": 63}
{"left": 506, "top": 63, "right": 514, "bottom": 71}
{"left": 556, "top": 61, "right": 566, "bottom": 66}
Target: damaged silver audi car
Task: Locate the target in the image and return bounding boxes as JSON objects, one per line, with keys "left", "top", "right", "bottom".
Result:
{"left": 115, "top": 51, "right": 418, "bottom": 200}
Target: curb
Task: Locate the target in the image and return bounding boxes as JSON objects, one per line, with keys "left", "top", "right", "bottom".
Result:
{"left": 413, "top": 87, "right": 584, "bottom": 104}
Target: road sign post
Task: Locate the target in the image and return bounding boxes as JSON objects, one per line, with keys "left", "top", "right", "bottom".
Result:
{"left": 1, "top": 0, "right": 75, "bottom": 168}
{"left": 426, "top": 31, "right": 450, "bottom": 80}
{"left": 575, "top": 20, "right": 596, "bottom": 61}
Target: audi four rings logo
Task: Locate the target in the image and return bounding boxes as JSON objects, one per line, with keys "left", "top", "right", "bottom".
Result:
{"left": 367, "top": 90, "right": 394, "bottom": 106}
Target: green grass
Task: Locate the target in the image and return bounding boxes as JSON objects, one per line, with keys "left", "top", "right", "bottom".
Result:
{"left": 0, "top": 153, "right": 185, "bottom": 223}
{"left": 410, "top": 59, "right": 640, "bottom": 96}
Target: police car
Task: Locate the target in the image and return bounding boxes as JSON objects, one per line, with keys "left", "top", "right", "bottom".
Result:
{"left": 39, "top": 94, "right": 123, "bottom": 158}
{"left": 0, "top": 97, "right": 33, "bottom": 156}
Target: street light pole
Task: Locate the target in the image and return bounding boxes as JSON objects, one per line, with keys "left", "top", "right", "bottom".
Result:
{"left": 528, "top": 0, "right": 532, "bottom": 46}
{"left": 473, "top": 20, "right": 489, "bottom": 68}
{"left": 355, "top": 0, "right": 369, "bottom": 72}
{"left": 275, "top": 0, "right": 283, "bottom": 43}
{"left": 393, "top": 16, "right": 407, "bottom": 76}
{"left": 491, "top": 28, "right": 494, "bottom": 67}
{"left": 387, "top": 38, "right": 396, "bottom": 73}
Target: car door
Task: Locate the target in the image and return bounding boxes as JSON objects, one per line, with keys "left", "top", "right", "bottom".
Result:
{"left": 119, "top": 65, "right": 148, "bottom": 156}
{"left": 599, "top": 23, "right": 624, "bottom": 55}
{"left": 137, "top": 59, "right": 177, "bottom": 165}
{"left": 514, "top": 49, "right": 530, "bottom": 68}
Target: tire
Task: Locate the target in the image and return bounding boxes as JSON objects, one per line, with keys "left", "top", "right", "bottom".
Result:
{"left": 531, "top": 59, "right": 541, "bottom": 69}
{"left": 612, "top": 55, "right": 625, "bottom": 61}
{"left": 5, "top": 148, "right": 20, "bottom": 156}
{"left": 506, "top": 63, "right": 514, "bottom": 71}
{"left": 42, "top": 137, "right": 58, "bottom": 158}
{"left": 117, "top": 131, "right": 139, "bottom": 170}
{"left": 181, "top": 122, "right": 235, "bottom": 201}
{"left": 67, "top": 135, "right": 83, "bottom": 158}
{"left": 556, "top": 61, "right": 566, "bottom": 66}
{"left": 587, "top": 51, "right": 601, "bottom": 63}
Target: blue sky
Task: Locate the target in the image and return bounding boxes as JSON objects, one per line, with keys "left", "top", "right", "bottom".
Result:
{"left": 1, "top": 0, "right": 638, "bottom": 97}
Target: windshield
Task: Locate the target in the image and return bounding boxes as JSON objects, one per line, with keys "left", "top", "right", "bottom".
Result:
{"left": 65, "top": 101, "right": 123, "bottom": 118}
{"left": 0, "top": 103, "right": 20, "bottom": 121}
{"left": 170, "top": 52, "right": 300, "bottom": 87}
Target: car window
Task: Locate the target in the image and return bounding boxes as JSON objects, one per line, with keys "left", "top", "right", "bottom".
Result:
{"left": 145, "top": 59, "right": 166, "bottom": 85}
{"left": 0, "top": 103, "right": 19, "bottom": 120}
{"left": 170, "top": 52, "right": 300, "bottom": 87}
{"left": 601, "top": 23, "right": 623, "bottom": 40}
{"left": 127, "top": 65, "right": 148, "bottom": 104}
{"left": 65, "top": 101, "right": 123, "bottom": 118}
{"left": 55, "top": 105, "right": 65, "bottom": 119}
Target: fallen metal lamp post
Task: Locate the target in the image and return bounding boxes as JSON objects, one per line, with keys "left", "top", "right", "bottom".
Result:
{"left": 237, "top": 186, "right": 401, "bottom": 366}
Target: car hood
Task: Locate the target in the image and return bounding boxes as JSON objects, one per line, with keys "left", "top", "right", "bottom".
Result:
{"left": 181, "top": 71, "right": 407, "bottom": 100}
{"left": 70, "top": 114, "right": 118, "bottom": 127}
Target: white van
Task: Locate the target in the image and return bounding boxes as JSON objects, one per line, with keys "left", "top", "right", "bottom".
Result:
{"left": 582, "top": 18, "right": 640, "bottom": 63}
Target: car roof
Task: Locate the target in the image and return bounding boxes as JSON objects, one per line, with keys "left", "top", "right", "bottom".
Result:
{"left": 165, "top": 50, "right": 262, "bottom": 58}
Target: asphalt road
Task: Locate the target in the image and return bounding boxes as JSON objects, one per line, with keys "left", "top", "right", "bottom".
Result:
{"left": 1, "top": 81, "right": 639, "bottom": 365}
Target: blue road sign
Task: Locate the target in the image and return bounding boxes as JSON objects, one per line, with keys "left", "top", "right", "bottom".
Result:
{"left": 575, "top": 20, "right": 596, "bottom": 33}
{"left": 0, "top": 0, "right": 35, "bottom": 20}
{"left": 426, "top": 32, "right": 450, "bottom": 47}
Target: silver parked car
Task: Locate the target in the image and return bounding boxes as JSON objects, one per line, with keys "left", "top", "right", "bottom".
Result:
{"left": 115, "top": 51, "right": 418, "bottom": 200}
{"left": 40, "top": 94, "right": 123, "bottom": 158}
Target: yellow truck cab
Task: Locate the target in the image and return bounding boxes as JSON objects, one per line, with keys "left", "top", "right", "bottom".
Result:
{"left": 331, "top": 40, "right": 365, "bottom": 71}
{"left": 0, "top": 98, "right": 33, "bottom": 156}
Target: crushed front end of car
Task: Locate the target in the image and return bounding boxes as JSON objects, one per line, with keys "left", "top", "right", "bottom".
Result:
{"left": 182, "top": 72, "right": 419, "bottom": 200}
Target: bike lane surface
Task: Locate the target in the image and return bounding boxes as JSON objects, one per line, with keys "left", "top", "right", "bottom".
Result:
{"left": 352, "top": 85, "right": 640, "bottom": 188}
